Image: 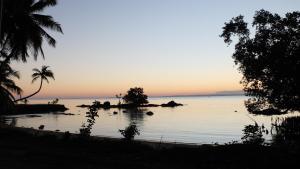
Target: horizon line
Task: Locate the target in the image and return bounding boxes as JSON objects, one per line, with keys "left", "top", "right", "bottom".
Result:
{"left": 29, "top": 92, "right": 245, "bottom": 100}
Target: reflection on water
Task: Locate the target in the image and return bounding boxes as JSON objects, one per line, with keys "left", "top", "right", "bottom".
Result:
{"left": 123, "top": 108, "right": 148, "bottom": 125}
{"left": 7, "top": 96, "right": 298, "bottom": 144}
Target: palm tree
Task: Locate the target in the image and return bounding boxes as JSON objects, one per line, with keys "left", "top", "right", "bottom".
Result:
{"left": 0, "top": 0, "right": 63, "bottom": 62}
{"left": 15, "top": 65, "right": 54, "bottom": 102}
{"left": 0, "top": 61, "right": 22, "bottom": 113}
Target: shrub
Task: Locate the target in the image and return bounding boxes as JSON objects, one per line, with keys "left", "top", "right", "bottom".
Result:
{"left": 241, "top": 123, "right": 267, "bottom": 145}
{"left": 119, "top": 123, "right": 140, "bottom": 141}
{"left": 271, "top": 116, "right": 300, "bottom": 146}
{"left": 92, "top": 100, "right": 101, "bottom": 108}
{"left": 79, "top": 104, "right": 99, "bottom": 137}
{"left": 103, "top": 101, "right": 111, "bottom": 109}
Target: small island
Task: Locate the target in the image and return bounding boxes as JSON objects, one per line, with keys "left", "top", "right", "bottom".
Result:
{"left": 7, "top": 104, "right": 68, "bottom": 115}
{"left": 77, "top": 87, "right": 183, "bottom": 109}
{"left": 77, "top": 101, "right": 183, "bottom": 109}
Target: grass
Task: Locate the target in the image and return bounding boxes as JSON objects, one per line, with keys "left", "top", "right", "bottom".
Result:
{"left": 0, "top": 124, "right": 299, "bottom": 169}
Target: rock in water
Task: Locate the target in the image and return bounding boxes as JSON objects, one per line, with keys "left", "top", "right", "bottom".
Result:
{"left": 146, "top": 111, "right": 154, "bottom": 116}
{"left": 38, "top": 125, "right": 45, "bottom": 130}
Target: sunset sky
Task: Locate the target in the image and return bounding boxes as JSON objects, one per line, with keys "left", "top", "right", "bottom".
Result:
{"left": 12, "top": 0, "right": 300, "bottom": 98}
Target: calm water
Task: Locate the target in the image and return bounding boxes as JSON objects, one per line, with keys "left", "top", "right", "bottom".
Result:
{"left": 6, "top": 96, "right": 291, "bottom": 144}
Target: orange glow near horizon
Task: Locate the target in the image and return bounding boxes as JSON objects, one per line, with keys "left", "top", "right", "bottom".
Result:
{"left": 14, "top": 67, "right": 243, "bottom": 98}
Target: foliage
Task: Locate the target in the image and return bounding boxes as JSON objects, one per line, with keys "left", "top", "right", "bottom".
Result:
{"left": 119, "top": 122, "right": 140, "bottom": 141}
{"left": 241, "top": 123, "right": 267, "bottom": 145}
{"left": 48, "top": 98, "right": 59, "bottom": 104}
{"left": 0, "top": 0, "right": 63, "bottom": 62}
{"left": 0, "top": 62, "right": 22, "bottom": 113}
{"left": 220, "top": 9, "right": 300, "bottom": 114}
{"left": 103, "top": 101, "right": 110, "bottom": 109}
{"left": 79, "top": 105, "right": 99, "bottom": 137}
{"left": 31, "top": 66, "right": 55, "bottom": 84}
{"left": 92, "top": 100, "right": 101, "bottom": 107}
{"left": 271, "top": 116, "right": 300, "bottom": 146}
{"left": 15, "top": 65, "right": 54, "bottom": 102}
{"left": 0, "top": 0, "right": 62, "bottom": 112}
{"left": 115, "top": 93, "right": 122, "bottom": 105}
{"left": 122, "top": 87, "right": 149, "bottom": 106}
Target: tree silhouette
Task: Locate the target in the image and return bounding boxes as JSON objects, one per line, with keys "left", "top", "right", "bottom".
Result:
{"left": 119, "top": 122, "right": 140, "bottom": 141}
{"left": 221, "top": 9, "right": 300, "bottom": 114}
{"left": 116, "top": 93, "right": 123, "bottom": 105}
{"left": 123, "top": 87, "right": 149, "bottom": 106}
{"left": 15, "top": 65, "right": 54, "bottom": 102}
{"left": 0, "top": 61, "right": 22, "bottom": 113}
{"left": 0, "top": 0, "right": 62, "bottom": 113}
{"left": 79, "top": 102, "right": 99, "bottom": 137}
{"left": 0, "top": 0, "right": 63, "bottom": 63}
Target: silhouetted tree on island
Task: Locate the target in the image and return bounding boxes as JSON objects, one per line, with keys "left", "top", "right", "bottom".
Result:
{"left": 123, "top": 87, "right": 149, "bottom": 106}
{"left": 15, "top": 65, "right": 54, "bottom": 102}
{"left": 221, "top": 9, "right": 300, "bottom": 115}
{"left": 115, "top": 93, "right": 123, "bottom": 105}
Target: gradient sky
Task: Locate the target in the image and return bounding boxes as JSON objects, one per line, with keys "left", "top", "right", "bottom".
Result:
{"left": 12, "top": 0, "right": 300, "bottom": 98}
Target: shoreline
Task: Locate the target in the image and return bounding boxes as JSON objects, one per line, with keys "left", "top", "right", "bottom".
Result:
{"left": 0, "top": 124, "right": 205, "bottom": 148}
{"left": 1, "top": 123, "right": 299, "bottom": 169}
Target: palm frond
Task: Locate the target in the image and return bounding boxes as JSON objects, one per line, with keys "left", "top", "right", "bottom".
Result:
{"left": 0, "top": 86, "right": 17, "bottom": 101}
{"left": 8, "top": 70, "right": 20, "bottom": 79}
{"left": 30, "top": 0, "right": 57, "bottom": 12}
{"left": 32, "top": 14, "right": 63, "bottom": 33}
{"left": 41, "top": 65, "right": 50, "bottom": 71}
{"left": 2, "top": 0, "right": 62, "bottom": 62}
{"left": 44, "top": 71, "right": 54, "bottom": 80}
{"left": 36, "top": 25, "right": 56, "bottom": 47}
{"left": 43, "top": 76, "right": 50, "bottom": 83}
{"left": 32, "top": 68, "right": 41, "bottom": 73}
{"left": 2, "top": 81, "right": 23, "bottom": 95}
{"left": 31, "top": 76, "right": 40, "bottom": 83}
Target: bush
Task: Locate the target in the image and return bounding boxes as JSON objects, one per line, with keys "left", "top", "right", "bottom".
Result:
{"left": 79, "top": 104, "right": 99, "bottom": 137}
{"left": 92, "top": 100, "right": 101, "bottom": 108}
{"left": 272, "top": 116, "right": 300, "bottom": 146}
{"left": 103, "top": 101, "right": 111, "bottom": 109}
{"left": 241, "top": 123, "right": 267, "bottom": 145}
{"left": 119, "top": 123, "right": 140, "bottom": 141}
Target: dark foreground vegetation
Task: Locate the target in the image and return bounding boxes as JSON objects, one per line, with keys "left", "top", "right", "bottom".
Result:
{"left": 221, "top": 10, "right": 300, "bottom": 115}
{"left": 1, "top": 124, "right": 300, "bottom": 169}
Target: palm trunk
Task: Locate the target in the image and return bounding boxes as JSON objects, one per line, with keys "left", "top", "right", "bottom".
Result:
{"left": 14, "top": 79, "right": 43, "bottom": 102}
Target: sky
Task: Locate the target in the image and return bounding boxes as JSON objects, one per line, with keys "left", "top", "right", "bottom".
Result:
{"left": 12, "top": 0, "right": 300, "bottom": 98}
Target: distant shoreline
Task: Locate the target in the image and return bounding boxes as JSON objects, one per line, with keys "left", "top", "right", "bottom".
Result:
{"left": 29, "top": 94, "right": 245, "bottom": 100}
